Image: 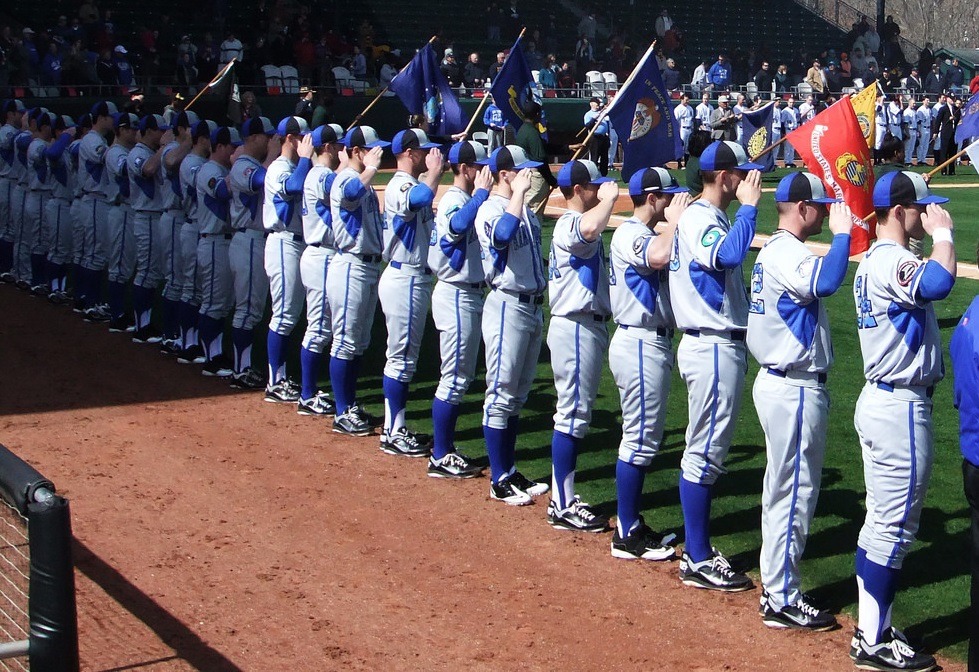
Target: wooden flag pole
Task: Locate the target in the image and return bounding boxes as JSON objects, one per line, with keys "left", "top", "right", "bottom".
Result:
{"left": 459, "top": 27, "right": 528, "bottom": 140}
{"left": 927, "top": 144, "right": 972, "bottom": 178}
{"left": 346, "top": 35, "right": 438, "bottom": 131}
{"left": 184, "top": 59, "right": 237, "bottom": 112}
{"left": 752, "top": 135, "right": 789, "bottom": 161}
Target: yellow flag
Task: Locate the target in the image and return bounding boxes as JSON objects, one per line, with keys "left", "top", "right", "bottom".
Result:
{"left": 850, "top": 85, "right": 877, "bottom": 149}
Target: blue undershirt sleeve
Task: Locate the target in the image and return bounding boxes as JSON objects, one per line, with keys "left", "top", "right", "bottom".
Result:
{"left": 813, "top": 233, "right": 851, "bottom": 297}
{"left": 283, "top": 157, "right": 312, "bottom": 195}
{"left": 449, "top": 189, "right": 490, "bottom": 235}
{"left": 44, "top": 133, "right": 72, "bottom": 160}
{"left": 492, "top": 212, "right": 520, "bottom": 247}
{"left": 248, "top": 166, "right": 267, "bottom": 192}
{"left": 916, "top": 260, "right": 955, "bottom": 302}
{"left": 407, "top": 183, "right": 435, "bottom": 211}
{"left": 715, "top": 204, "right": 757, "bottom": 268}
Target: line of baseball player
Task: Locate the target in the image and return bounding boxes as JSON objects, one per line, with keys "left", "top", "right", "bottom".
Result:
{"left": 0, "top": 98, "right": 957, "bottom": 672}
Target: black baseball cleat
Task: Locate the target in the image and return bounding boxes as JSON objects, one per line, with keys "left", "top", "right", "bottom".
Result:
{"left": 0, "top": 272, "right": 15, "bottom": 283}
{"left": 547, "top": 496, "right": 610, "bottom": 533}
{"left": 427, "top": 451, "right": 484, "bottom": 479}
{"left": 379, "top": 428, "right": 431, "bottom": 458}
{"left": 611, "top": 517, "right": 678, "bottom": 560}
{"left": 679, "top": 548, "right": 754, "bottom": 592}
{"left": 507, "top": 470, "right": 549, "bottom": 497}
{"left": 332, "top": 408, "right": 373, "bottom": 436}
{"left": 159, "top": 338, "right": 182, "bottom": 356}
{"left": 849, "top": 627, "right": 937, "bottom": 671}
{"left": 83, "top": 305, "right": 111, "bottom": 323}
{"left": 230, "top": 368, "right": 266, "bottom": 390}
{"left": 264, "top": 379, "right": 301, "bottom": 403}
{"left": 132, "top": 326, "right": 164, "bottom": 344}
{"left": 490, "top": 476, "right": 532, "bottom": 506}
{"left": 297, "top": 391, "right": 336, "bottom": 417}
{"left": 201, "top": 355, "right": 234, "bottom": 378}
{"left": 762, "top": 596, "right": 837, "bottom": 631}
{"left": 108, "top": 315, "right": 136, "bottom": 333}
{"left": 176, "top": 345, "right": 206, "bottom": 365}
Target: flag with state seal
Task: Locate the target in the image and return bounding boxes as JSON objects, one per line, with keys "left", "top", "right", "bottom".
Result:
{"left": 786, "top": 96, "right": 875, "bottom": 254}
{"left": 489, "top": 35, "right": 539, "bottom": 130}
{"left": 849, "top": 84, "right": 878, "bottom": 149}
{"left": 604, "top": 42, "right": 682, "bottom": 181}
{"left": 740, "top": 102, "right": 776, "bottom": 172}
{"left": 955, "top": 90, "right": 979, "bottom": 144}
{"left": 389, "top": 43, "right": 464, "bottom": 136}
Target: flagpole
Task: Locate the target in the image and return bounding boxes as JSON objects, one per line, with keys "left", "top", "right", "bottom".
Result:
{"left": 347, "top": 35, "right": 438, "bottom": 131}
{"left": 927, "top": 143, "right": 973, "bottom": 178}
{"left": 458, "top": 28, "right": 527, "bottom": 140}
{"left": 743, "top": 101, "right": 781, "bottom": 161}
{"left": 184, "top": 59, "right": 237, "bottom": 112}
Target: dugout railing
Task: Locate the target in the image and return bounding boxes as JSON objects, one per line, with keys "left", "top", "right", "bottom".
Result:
{"left": 0, "top": 444, "right": 78, "bottom": 672}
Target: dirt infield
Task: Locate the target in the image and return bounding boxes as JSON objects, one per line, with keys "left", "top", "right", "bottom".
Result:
{"left": 0, "top": 286, "right": 964, "bottom": 672}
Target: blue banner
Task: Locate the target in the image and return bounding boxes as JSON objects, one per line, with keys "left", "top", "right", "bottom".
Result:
{"left": 605, "top": 45, "right": 682, "bottom": 181}
{"left": 741, "top": 102, "right": 776, "bottom": 172}
{"left": 955, "top": 90, "right": 979, "bottom": 144}
{"left": 489, "top": 36, "right": 537, "bottom": 130}
{"left": 389, "top": 43, "right": 464, "bottom": 136}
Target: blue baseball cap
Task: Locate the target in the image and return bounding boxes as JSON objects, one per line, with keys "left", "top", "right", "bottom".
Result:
{"left": 77, "top": 113, "right": 92, "bottom": 130}
{"left": 54, "top": 115, "right": 75, "bottom": 131}
{"left": 628, "top": 167, "right": 688, "bottom": 196}
{"left": 699, "top": 140, "right": 765, "bottom": 171}
{"left": 241, "top": 116, "right": 275, "bottom": 138}
{"left": 2, "top": 99, "right": 26, "bottom": 115}
{"left": 172, "top": 110, "right": 199, "bottom": 130}
{"left": 36, "top": 112, "right": 54, "bottom": 130}
{"left": 343, "top": 125, "right": 390, "bottom": 149}
{"left": 90, "top": 101, "right": 118, "bottom": 119}
{"left": 391, "top": 128, "right": 440, "bottom": 154}
{"left": 873, "top": 171, "right": 949, "bottom": 208}
{"left": 211, "top": 126, "right": 243, "bottom": 147}
{"left": 557, "top": 159, "right": 614, "bottom": 187}
{"left": 139, "top": 114, "right": 169, "bottom": 132}
{"left": 276, "top": 116, "right": 310, "bottom": 137}
{"left": 310, "top": 123, "right": 345, "bottom": 147}
{"left": 487, "top": 145, "right": 542, "bottom": 173}
{"left": 447, "top": 140, "right": 488, "bottom": 166}
{"left": 113, "top": 112, "right": 139, "bottom": 130}
{"left": 192, "top": 119, "right": 218, "bottom": 141}
{"left": 774, "top": 172, "right": 839, "bottom": 204}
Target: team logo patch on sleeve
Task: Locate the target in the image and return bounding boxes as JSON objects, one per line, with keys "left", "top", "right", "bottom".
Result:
{"left": 701, "top": 228, "right": 721, "bottom": 247}
{"left": 207, "top": 176, "right": 218, "bottom": 190}
{"left": 632, "top": 236, "right": 646, "bottom": 256}
{"left": 897, "top": 260, "right": 919, "bottom": 287}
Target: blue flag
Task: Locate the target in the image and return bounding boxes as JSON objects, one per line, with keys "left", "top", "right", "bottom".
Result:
{"left": 741, "top": 103, "right": 776, "bottom": 172}
{"left": 605, "top": 44, "right": 682, "bottom": 181}
{"left": 389, "top": 43, "right": 464, "bottom": 136}
{"left": 955, "top": 90, "right": 979, "bottom": 144}
{"left": 489, "top": 36, "right": 538, "bottom": 130}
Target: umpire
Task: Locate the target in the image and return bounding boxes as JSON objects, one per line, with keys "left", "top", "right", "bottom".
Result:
{"left": 951, "top": 295, "right": 979, "bottom": 672}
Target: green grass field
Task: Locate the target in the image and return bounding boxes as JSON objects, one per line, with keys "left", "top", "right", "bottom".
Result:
{"left": 274, "top": 166, "right": 979, "bottom": 661}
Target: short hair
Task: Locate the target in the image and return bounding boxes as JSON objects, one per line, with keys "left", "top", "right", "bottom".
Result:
{"left": 687, "top": 129, "right": 712, "bottom": 157}
{"left": 521, "top": 100, "right": 542, "bottom": 120}
{"left": 878, "top": 133, "right": 904, "bottom": 161}
{"left": 559, "top": 186, "right": 575, "bottom": 199}
{"left": 701, "top": 170, "right": 722, "bottom": 185}
{"left": 630, "top": 194, "right": 647, "bottom": 208}
{"left": 450, "top": 164, "right": 464, "bottom": 176}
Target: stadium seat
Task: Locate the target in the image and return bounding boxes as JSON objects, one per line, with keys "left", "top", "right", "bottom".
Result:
{"left": 280, "top": 65, "right": 300, "bottom": 94}
{"left": 332, "top": 66, "right": 367, "bottom": 94}
{"left": 472, "top": 131, "right": 489, "bottom": 146}
{"left": 746, "top": 82, "right": 758, "bottom": 97}
{"left": 585, "top": 71, "right": 604, "bottom": 98}
{"left": 602, "top": 72, "right": 618, "bottom": 93}
{"left": 261, "top": 65, "right": 284, "bottom": 94}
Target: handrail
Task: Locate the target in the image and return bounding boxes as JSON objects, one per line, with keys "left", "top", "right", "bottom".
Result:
{"left": 788, "top": 0, "right": 922, "bottom": 65}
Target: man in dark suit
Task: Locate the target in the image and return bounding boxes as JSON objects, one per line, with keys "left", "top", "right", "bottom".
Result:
{"left": 934, "top": 94, "right": 960, "bottom": 175}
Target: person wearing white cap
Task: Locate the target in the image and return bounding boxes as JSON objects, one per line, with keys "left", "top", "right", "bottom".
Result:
{"left": 0, "top": 100, "right": 27, "bottom": 281}
{"left": 427, "top": 140, "right": 494, "bottom": 479}
{"left": 112, "top": 45, "right": 133, "bottom": 88}
{"left": 475, "top": 145, "right": 549, "bottom": 506}
{"left": 709, "top": 95, "right": 738, "bottom": 141}
{"left": 376, "top": 127, "right": 444, "bottom": 457}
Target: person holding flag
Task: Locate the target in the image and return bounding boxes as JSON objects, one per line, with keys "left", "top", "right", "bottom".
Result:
{"left": 389, "top": 42, "right": 465, "bottom": 141}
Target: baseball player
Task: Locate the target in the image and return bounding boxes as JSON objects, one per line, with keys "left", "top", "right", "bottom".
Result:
{"left": 378, "top": 128, "right": 444, "bottom": 456}
{"left": 175, "top": 119, "right": 216, "bottom": 365}
{"left": 128, "top": 113, "right": 171, "bottom": 343}
{"left": 545, "top": 158, "right": 616, "bottom": 531}
{"left": 874, "top": 95, "right": 888, "bottom": 160}
{"left": 886, "top": 95, "right": 904, "bottom": 143}
{"left": 75, "top": 100, "right": 118, "bottom": 320}
{"left": 849, "top": 171, "right": 954, "bottom": 671}
{"left": 748, "top": 172, "right": 852, "bottom": 631}
{"left": 66, "top": 114, "right": 91, "bottom": 297}
{"left": 11, "top": 111, "right": 36, "bottom": 289}
{"left": 159, "top": 110, "right": 199, "bottom": 352}
{"left": 297, "top": 122, "right": 345, "bottom": 414}
{"left": 227, "top": 116, "right": 276, "bottom": 388}
{"left": 902, "top": 98, "right": 917, "bottom": 166}
{"left": 25, "top": 113, "right": 67, "bottom": 292}
{"left": 426, "top": 140, "right": 493, "bottom": 479}
{"left": 104, "top": 112, "right": 139, "bottom": 331}
{"left": 327, "top": 126, "right": 388, "bottom": 436}
{"left": 695, "top": 92, "right": 713, "bottom": 132}
{"left": 673, "top": 94, "right": 694, "bottom": 166}
{"left": 781, "top": 98, "right": 799, "bottom": 167}
{"left": 44, "top": 115, "right": 76, "bottom": 303}
{"left": 0, "top": 99, "right": 27, "bottom": 282}
{"left": 195, "top": 126, "right": 242, "bottom": 377}
{"left": 670, "top": 140, "right": 762, "bottom": 591}
{"left": 475, "top": 145, "right": 549, "bottom": 506}
{"left": 770, "top": 100, "right": 784, "bottom": 164}
{"left": 608, "top": 167, "right": 688, "bottom": 560}
{"left": 263, "top": 117, "right": 315, "bottom": 402}
{"left": 915, "top": 98, "right": 931, "bottom": 166}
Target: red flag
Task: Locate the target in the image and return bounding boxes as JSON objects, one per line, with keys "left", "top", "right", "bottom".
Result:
{"left": 786, "top": 97, "right": 875, "bottom": 255}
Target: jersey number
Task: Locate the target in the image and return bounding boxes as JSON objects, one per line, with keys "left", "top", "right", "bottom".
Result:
{"left": 855, "top": 274, "right": 878, "bottom": 329}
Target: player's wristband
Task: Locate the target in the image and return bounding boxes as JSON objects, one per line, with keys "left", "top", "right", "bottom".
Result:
{"left": 932, "top": 228, "right": 953, "bottom": 245}
{"left": 364, "top": 165, "right": 378, "bottom": 173}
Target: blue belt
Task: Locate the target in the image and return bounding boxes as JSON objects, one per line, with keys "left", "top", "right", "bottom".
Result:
{"left": 876, "top": 382, "right": 934, "bottom": 398}
{"left": 685, "top": 329, "right": 746, "bottom": 341}
{"left": 767, "top": 368, "right": 827, "bottom": 384}
{"left": 619, "top": 325, "right": 673, "bottom": 337}
{"left": 390, "top": 259, "right": 432, "bottom": 275}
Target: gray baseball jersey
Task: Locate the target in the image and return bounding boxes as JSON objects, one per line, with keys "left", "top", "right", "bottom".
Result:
{"left": 383, "top": 170, "right": 434, "bottom": 267}
{"left": 330, "top": 167, "right": 383, "bottom": 255}
{"left": 78, "top": 130, "right": 108, "bottom": 198}
{"left": 475, "top": 193, "right": 546, "bottom": 293}
{"left": 128, "top": 143, "right": 164, "bottom": 212}
{"left": 609, "top": 216, "right": 674, "bottom": 329}
{"left": 429, "top": 186, "right": 488, "bottom": 284}
{"left": 302, "top": 164, "right": 337, "bottom": 247}
{"left": 229, "top": 155, "right": 265, "bottom": 232}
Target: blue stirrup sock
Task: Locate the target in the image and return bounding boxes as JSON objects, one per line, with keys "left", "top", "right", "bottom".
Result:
{"left": 198, "top": 315, "right": 224, "bottom": 360}
{"left": 382, "top": 375, "right": 408, "bottom": 434}
{"left": 484, "top": 425, "right": 508, "bottom": 483}
{"left": 232, "top": 327, "right": 254, "bottom": 374}
{"left": 107, "top": 281, "right": 127, "bottom": 320}
{"left": 162, "top": 298, "right": 180, "bottom": 340}
{"left": 550, "top": 431, "right": 579, "bottom": 510}
{"left": 300, "top": 346, "right": 321, "bottom": 401}
{"left": 616, "top": 460, "right": 646, "bottom": 537}
{"left": 431, "top": 398, "right": 461, "bottom": 461}
{"left": 856, "top": 546, "right": 900, "bottom": 645}
{"left": 679, "top": 477, "right": 713, "bottom": 563}
{"left": 30, "top": 253, "right": 46, "bottom": 286}
{"left": 329, "top": 357, "right": 354, "bottom": 415}
{"left": 0, "top": 240, "right": 13, "bottom": 273}
{"left": 132, "top": 284, "right": 154, "bottom": 330}
{"left": 266, "top": 330, "right": 288, "bottom": 384}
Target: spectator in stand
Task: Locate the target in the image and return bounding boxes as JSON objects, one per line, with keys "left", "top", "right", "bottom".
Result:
{"left": 690, "top": 59, "right": 708, "bottom": 95}
{"left": 838, "top": 52, "right": 852, "bottom": 85}
{"left": 310, "top": 92, "right": 332, "bottom": 127}
{"left": 220, "top": 31, "right": 243, "bottom": 65}
{"left": 314, "top": 36, "right": 333, "bottom": 88}
{"left": 96, "top": 48, "right": 115, "bottom": 86}
{"left": 41, "top": 42, "right": 62, "bottom": 90}
{"left": 655, "top": 48, "right": 668, "bottom": 72}
{"left": 578, "top": 12, "right": 597, "bottom": 41}
{"left": 177, "top": 35, "right": 198, "bottom": 64}
{"left": 379, "top": 54, "right": 398, "bottom": 89}
{"left": 805, "top": 59, "right": 826, "bottom": 98}
{"left": 294, "top": 30, "right": 317, "bottom": 83}
{"left": 175, "top": 51, "right": 198, "bottom": 89}
{"left": 825, "top": 61, "right": 842, "bottom": 94}
{"left": 850, "top": 46, "right": 868, "bottom": 79}
{"left": 486, "top": 3, "right": 503, "bottom": 43}
{"left": 538, "top": 54, "right": 558, "bottom": 90}
{"left": 241, "top": 90, "right": 262, "bottom": 121}
{"left": 463, "top": 52, "right": 484, "bottom": 92}
{"left": 917, "top": 42, "right": 934, "bottom": 76}
{"left": 79, "top": 1, "right": 100, "bottom": 25}
{"left": 881, "top": 14, "right": 900, "bottom": 42}
{"left": 925, "top": 63, "right": 943, "bottom": 95}
{"left": 197, "top": 45, "right": 218, "bottom": 83}
{"left": 112, "top": 45, "right": 133, "bottom": 87}
{"left": 753, "top": 61, "right": 773, "bottom": 98}
{"left": 295, "top": 86, "right": 314, "bottom": 120}
{"left": 662, "top": 58, "right": 680, "bottom": 92}
{"left": 506, "top": 0, "right": 520, "bottom": 39}
{"left": 525, "top": 41, "right": 542, "bottom": 70}
{"left": 906, "top": 67, "right": 923, "bottom": 94}
{"left": 441, "top": 48, "right": 462, "bottom": 88}
{"left": 557, "top": 62, "right": 575, "bottom": 98}
{"left": 350, "top": 45, "right": 367, "bottom": 79}
{"left": 970, "top": 71, "right": 979, "bottom": 95}
{"left": 251, "top": 35, "right": 271, "bottom": 74}
{"left": 654, "top": 9, "right": 673, "bottom": 38}
{"left": 484, "top": 96, "right": 505, "bottom": 151}
{"left": 487, "top": 51, "right": 506, "bottom": 82}
{"left": 944, "top": 58, "right": 965, "bottom": 94}
{"left": 19, "top": 29, "right": 40, "bottom": 85}
{"left": 139, "top": 25, "right": 157, "bottom": 58}
{"left": 707, "top": 53, "right": 731, "bottom": 90}
{"left": 62, "top": 39, "right": 93, "bottom": 87}
{"left": 575, "top": 36, "right": 594, "bottom": 76}
{"left": 774, "top": 63, "right": 791, "bottom": 94}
